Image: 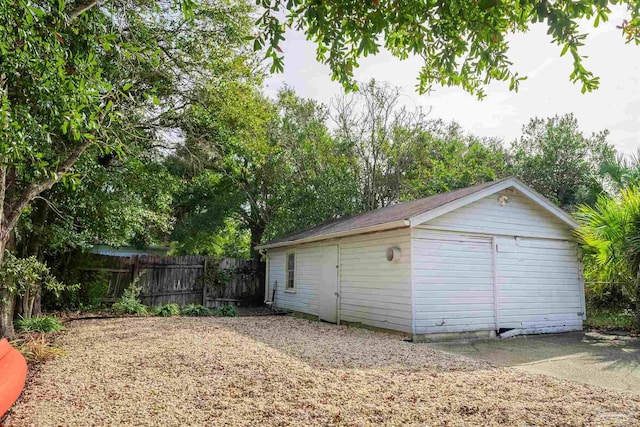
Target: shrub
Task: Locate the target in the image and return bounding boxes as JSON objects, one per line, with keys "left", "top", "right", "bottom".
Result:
{"left": 215, "top": 305, "right": 239, "bottom": 317}
{"left": 585, "top": 308, "right": 636, "bottom": 331}
{"left": 85, "top": 279, "right": 110, "bottom": 309}
{"left": 15, "top": 316, "right": 64, "bottom": 333}
{"left": 12, "top": 333, "right": 65, "bottom": 363}
{"left": 156, "top": 303, "right": 180, "bottom": 317}
{"left": 181, "top": 304, "right": 212, "bottom": 317}
{"left": 112, "top": 280, "right": 148, "bottom": 315}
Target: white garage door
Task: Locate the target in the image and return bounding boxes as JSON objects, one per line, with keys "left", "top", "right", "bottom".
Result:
{"left": 413, "top": 232, "right": 496, "bottom": 335}
{"left": 496, "top": 237, "right": 584, "bottom": 333}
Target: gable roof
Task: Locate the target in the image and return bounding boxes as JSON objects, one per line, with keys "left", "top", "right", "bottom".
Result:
{"left": 256, "top": 177, "right": 578, "bottom": 250}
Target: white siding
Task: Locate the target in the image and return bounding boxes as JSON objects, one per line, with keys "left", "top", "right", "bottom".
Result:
{"left": 412, "top": 186, "right": 584, "bottom": 336}
{"left": 266, "top": 228, "right": 412, "bottom": 332}
{"left": 338, "top": 229, "right": 412, "bottom": 333}
{"left": 422, "top": 189, "right": 573, "bottom": 240}
{"left": 267, "top": 247, "right": 322, "bottom": 315}
{"left": 496, "top": 237, "right": 583, "bottom": 332}
{"left": 412, "top": 230, "right": 495, "bottom": 334}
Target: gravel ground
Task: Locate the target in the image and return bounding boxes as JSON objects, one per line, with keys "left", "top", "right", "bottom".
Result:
{"left": 5, "top": 316, "right": 640, "bottom": 426}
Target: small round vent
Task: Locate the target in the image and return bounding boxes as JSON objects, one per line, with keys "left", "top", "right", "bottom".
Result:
{"left": 386, "top": 247, "right": 401, "bottom": 262}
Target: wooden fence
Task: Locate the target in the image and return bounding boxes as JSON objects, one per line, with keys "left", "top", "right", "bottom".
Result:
{"left": 81, "top": 254, "right": 264, "bottom": 307}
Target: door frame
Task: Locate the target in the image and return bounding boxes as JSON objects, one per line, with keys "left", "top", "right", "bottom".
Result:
{"left": 319, "top": 244, "right": 340, "bottom": 323}
{"left": 336, "top": 245, "right": 341, "bottom": 325}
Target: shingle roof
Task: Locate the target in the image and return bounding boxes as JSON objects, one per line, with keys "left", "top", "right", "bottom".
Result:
{"left": 259, "top": 177, "right": 512, "bottom": 248}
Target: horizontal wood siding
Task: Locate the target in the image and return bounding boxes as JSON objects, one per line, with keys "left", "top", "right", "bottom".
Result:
{"left": 268, "top": 247, "right": 321, "bottom": 316}
{"left": 421, "top": 189, "right": 572, "bottom": 240}
{"left": 496, "top": 237, "right": 583, "bottom": 331}
{"left": 339, "top": 229, "right": 412, "bottom": 333}
{"left": 412, "top": 231, "right": 494, "bottom": 334}
{"left": 413, "top": 186, "right": 583, "bottom": 335}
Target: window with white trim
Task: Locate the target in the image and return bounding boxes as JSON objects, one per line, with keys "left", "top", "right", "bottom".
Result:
{"left": 286, "top": 252, "right": 295, "bottom": 290}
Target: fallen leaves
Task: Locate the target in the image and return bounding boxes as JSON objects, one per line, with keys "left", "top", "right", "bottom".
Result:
{"left": 5, "top": 316, "right": 640, "bottom": 426}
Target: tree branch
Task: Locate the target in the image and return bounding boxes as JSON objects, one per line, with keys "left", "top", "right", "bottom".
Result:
{"left": 2, "top": 139, "right": 93, "bottom": 237}
{"left": 68, "top": 0, "right": 99, "bottom": 20}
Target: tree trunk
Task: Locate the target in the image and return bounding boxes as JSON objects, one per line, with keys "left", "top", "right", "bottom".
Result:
{"left": 250, "top": 223, "right": 265, "bottom": 261}
{"left": 0, "top": 290, "right": 14, "bottom": 339}
{"left": 16, "top": 197, "right": 48, "bottom": 319}
{"left": 0, "top": 238, "right": 15, "bottom": 339}
{"left": 31, "top": 286, "right": 41, "bottom": 317}
{"left": 636, "top": 273, "right": 640, "bottom": 329}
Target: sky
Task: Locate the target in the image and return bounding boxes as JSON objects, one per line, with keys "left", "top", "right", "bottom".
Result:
{"left": 264, "top": 8, "right": 640, "bottom": 154}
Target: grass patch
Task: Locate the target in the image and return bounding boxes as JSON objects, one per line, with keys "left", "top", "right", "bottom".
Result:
{"left": 11, "top": 333, "right": 65, "bottom": 363}
{"left": 214, "top": 305, "right": 239, "bottom": 317}
{"left": 156, "top": 303, "right": 180, "bottom": 317}
{"left": 585, "top": 309, "right": 636, "bottom": 332}
{"left": 16, "top": 316, "right": 64, "bottom": 333}
{"left": 181, "top": 304, "right": 212, "bottom": 317}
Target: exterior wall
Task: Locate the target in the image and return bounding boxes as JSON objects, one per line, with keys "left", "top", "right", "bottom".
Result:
{"left": 266, "top": 228, "right": 412, "bottom": 333}
{"left": 412, "top": 187, "right": 584, "bottom": 336}
{"left": 339, "top": 229, "right": 412, "bottom": 333}
{"left": 267, "top": 246, "right": 322, "bottom": 316}
{"left": 421, "top": 188, "right": 571, "bottom": 240}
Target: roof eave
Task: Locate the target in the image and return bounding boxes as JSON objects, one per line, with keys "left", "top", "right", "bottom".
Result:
{"left": 255, "top": 220, "right": 411, "bottom": 251}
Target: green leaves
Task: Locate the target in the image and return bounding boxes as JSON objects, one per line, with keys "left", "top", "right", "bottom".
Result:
{"left": 255, "top": 0, "right": 635, "bottom": 96}
{"left": 576, "top": 187, "right": 640, "bottom": 306}
{"left": 509, "top": 113, "right": 614, "bottom": 209}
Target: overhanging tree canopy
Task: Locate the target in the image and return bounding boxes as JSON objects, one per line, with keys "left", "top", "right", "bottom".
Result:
{"left": 256, "top": 0, "right": 640, "bottom": 96}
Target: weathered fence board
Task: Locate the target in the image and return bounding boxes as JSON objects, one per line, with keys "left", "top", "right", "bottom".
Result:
{"left": 204, "top": 259, "right": 264, "bottom": 307}
{"left": 80, "top": 254, "right": 264, "bottom": 307}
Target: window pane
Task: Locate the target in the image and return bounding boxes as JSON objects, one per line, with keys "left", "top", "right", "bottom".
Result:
{"left": 286, "top": 253, "right": 295, "bottom": 289}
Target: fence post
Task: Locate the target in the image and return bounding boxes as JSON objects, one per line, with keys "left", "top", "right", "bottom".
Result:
{"left": 131, "top": 255, "right": 139, "bottom": 282}
{"left": 202, "top": 258, "right": 207, "bottom": 305}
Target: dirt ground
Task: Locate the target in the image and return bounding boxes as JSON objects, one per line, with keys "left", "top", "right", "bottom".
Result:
{"left": 5, "top": 316, "right": 640, "bottom": 426}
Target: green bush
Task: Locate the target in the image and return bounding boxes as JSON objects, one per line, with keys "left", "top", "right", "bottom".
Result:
{"left": 215, "top": 305, "right": 239, "bottom": 317}
{"left": 16, "top": 316, "right": 64, "bottom": 333}
{"left": 156, "top": 303, "right": 180, "bottom": 317}
{"left": 585, "top": 309, "right": 636, "bottom": 331}
{"left": 85, "top": 280, "right": 110, "bottom": 308}
{"left": 112, "top": 280, "right": 148, "bottom": 315}
{"left": 181, "top": 304, "right": 212, "bottom": 316}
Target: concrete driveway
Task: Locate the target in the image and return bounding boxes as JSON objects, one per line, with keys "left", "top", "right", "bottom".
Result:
{"left": 428, "top": 331, "right": 640, "bottom": 394}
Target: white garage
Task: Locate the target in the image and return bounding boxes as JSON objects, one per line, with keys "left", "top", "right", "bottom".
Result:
{"left": 257, "top": 177, "right": 585, "bottom": 340}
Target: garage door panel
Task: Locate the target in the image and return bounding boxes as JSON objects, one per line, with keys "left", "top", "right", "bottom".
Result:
{"left": 413, "top": 233, "right": 495, "bottom": 334}
{"left": 496, "top": 236, "right": 583, "bottom": 332}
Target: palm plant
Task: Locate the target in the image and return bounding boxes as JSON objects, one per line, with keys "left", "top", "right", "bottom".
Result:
{"left": 600, "top": 148, "right": 640, "bottom": 192}
{"left": 576, "top": 187, "right": 640, "bottom": 326}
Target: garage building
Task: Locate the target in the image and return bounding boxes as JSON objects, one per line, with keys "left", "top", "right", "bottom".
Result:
{"left": 256, "top": 177, "right": 585, "bottom": 340}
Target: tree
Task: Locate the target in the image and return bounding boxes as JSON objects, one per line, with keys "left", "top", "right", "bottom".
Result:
{"left": 509, "top": 114, "right": 614, "bottom": 210}
{"left": 256, "top": 0, "right": 640, "bottom": 97}
{"left": 332, "top": 80, "right": 427, "bottom": 210}
{"left": 600, "top": 148, "right": 640, "bottom": 192}
{"left": 576, "top": 188, "right": 640, "bottom": 326}
{"left": 0, "top": 0, "right": 255, "bottom": 337}
{"left": 17, "top": 153, "right": 177, "bottom": 260}
{"left": 170, "top": 86, "right": 360, "bottom": 258}
{"left": 402, "top": 121, "right": 511, "bottom": 200}
{"left": 263, "top": 88, "right": 360, "bottom": 239}
{"left": 167, "top": 82, "right": 275, "bottom": 260}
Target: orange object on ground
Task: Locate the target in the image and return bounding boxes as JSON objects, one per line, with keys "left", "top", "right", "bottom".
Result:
{"left": 0, "top": 337, "right": 27, "bottom": 418}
